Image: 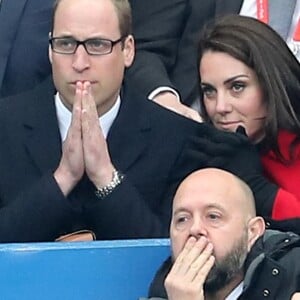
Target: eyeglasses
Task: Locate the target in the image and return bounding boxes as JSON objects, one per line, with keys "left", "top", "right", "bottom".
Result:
{"left": 49, "top": 36, "right": 125, "bottom": 55}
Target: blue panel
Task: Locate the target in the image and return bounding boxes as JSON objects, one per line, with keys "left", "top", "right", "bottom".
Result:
{"left": 0, "top": 239, "right": 170, "bottom": 300}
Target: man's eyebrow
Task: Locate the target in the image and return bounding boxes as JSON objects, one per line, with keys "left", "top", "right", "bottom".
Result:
{"left": 205, "top": 203, "right": 226, "bottom": 211}
{"left": 173, "top": 207, "right": 190, "bottom": 215}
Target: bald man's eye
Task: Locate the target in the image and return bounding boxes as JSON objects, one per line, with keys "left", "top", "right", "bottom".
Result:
{"left": 206, "top": 212, "right": 221, "bottom": 222}
{"left": 173, "top": 215, "right": 191, "bottom": 230}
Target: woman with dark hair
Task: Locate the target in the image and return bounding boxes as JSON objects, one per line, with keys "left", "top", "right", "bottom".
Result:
{"left": 198, "top": 15, "right": 300, "bottom": 223}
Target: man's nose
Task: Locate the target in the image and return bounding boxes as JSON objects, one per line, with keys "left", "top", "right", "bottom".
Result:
{"left": 189, "top": 217, "right": 207, "bottom": 239}
{"left": 72, "top": 45, "right": 90, "bottom": 72}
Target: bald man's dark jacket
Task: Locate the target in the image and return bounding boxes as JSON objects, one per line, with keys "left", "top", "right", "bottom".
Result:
{"left": 145, "top": 230, "right": 300, "bottom": 300}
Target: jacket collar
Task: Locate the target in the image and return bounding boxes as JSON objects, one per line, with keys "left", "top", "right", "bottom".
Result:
{"left": 242, "top": 230, "right": 300, "bottom": 296}
{"left": 107, "top": 87, "right": 152, "bottom": 172}
{"left": 21, "top": 78, "right": 153, "bottom": 174}
{"left": 22, "top": 77, "right": 62, "bottom": 174}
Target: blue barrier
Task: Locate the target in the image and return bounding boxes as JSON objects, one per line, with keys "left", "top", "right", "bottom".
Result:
{"left": 0, "top": 239, "right": 170, "bottom": 300}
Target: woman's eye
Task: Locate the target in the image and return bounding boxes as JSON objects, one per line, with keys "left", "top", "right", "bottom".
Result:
{"left": 231, "top": 82, "right": 245, "bottom": 93}
{"left": 201, "top": 86, "right": 216, "bottom": 99}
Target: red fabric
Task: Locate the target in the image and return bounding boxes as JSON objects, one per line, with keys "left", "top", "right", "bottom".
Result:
{"left": 261, "top": 130, "right": 300, "bottom": 219}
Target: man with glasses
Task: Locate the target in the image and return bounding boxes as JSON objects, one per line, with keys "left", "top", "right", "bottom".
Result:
{"left": 0, "top": 0, "right": 205, "bottom": 242}
{"left": 0, "top": 0, "right": 282, "bottom": 243}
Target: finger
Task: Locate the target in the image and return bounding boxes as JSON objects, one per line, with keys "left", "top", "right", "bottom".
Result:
{"left": 186, "top": 242, "right": 213, "bottom": 282}
{"left": 236, "top": 125, "right": 247, "bottom": 136}
{"left": 82, "top": 82, "right": 94, "bottom": 111}
{"left": 184, "top": 110, "right": 203, "bottom": 123}
{"left": 81, "top": 82, "right": 99, "bottom": 141}
{"left": 84, "top": 81, "right": 98, "bottom": 118}
{"left": 193, "top": 255, "right": 215, "bottom": 285}
{"left": 173, "top": 237, "right": 208, "bottom": 276}
{"left": 65, "top": 82, "right": 83, "bottom": 142}
{"left": 171, "top": 237, "right": 197, "bottom": 274}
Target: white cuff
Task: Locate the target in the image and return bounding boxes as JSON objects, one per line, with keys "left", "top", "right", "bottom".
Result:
{"left": 148, "top": 87, "right": 180, "bottom": 102}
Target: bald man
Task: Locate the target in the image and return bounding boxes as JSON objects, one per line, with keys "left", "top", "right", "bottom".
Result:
{"left": 144, "top": 168, "right": 300, "bottom": 300}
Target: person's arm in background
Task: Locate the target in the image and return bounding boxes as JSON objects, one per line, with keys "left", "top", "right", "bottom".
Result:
{"left": 125, "top": 0, "right": 215, "bottom": 120}
{"left": 125, "top": 0, "right": 186, "bottom": 98}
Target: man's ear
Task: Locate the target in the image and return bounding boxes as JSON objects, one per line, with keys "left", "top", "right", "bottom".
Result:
{"left": 291, "top": 292, "right": 300, "bottom": 300}
{"left": 48, "top": 32, "right": 53, "bottom": 64}
{"left": 123, "top": 34, "right": 135, "bottom": 68}
{"left": 247, "top": 216, "right": 265, "bottom": 251}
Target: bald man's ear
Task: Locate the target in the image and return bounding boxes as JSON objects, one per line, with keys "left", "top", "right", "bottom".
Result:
{"left": 247, "top": 217, "right": 265, "bottom": 252}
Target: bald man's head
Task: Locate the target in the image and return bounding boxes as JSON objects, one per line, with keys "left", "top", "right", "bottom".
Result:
{"left": 174, "top": 168, "right": 257, "bottom": 219}
{"left": 170, "top": 168, "right": 265, "bottom": 268}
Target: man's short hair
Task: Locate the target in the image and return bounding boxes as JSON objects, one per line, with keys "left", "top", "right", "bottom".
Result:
{"left": 51, "top": 0, "right": 132, "bottom": 37}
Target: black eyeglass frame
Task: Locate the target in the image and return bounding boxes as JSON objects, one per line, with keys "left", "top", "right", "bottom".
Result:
{"left": 49, "top": 36, "right": 126, "bottom": 55}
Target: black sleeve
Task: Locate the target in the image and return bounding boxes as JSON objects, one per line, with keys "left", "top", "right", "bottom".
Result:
{"left": 0, "top": 172, "right": 76, "bottom": 242}
{"left": 125, "top": 0, "right": 187, "bottom": 96}
{"left": 185, "top": 124, "right": 279, "bottom": 217}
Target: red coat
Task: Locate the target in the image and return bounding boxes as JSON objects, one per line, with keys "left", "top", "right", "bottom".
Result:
{"left": 261, "top": 130, "right": 300, "bottom": 219}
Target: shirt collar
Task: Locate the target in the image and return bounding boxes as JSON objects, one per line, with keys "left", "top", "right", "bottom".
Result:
{"left": 225, "top": 281, "right": 244, "bottom": 300}
{"left": 55, "top": 93, "right": 121, "bottom": 141}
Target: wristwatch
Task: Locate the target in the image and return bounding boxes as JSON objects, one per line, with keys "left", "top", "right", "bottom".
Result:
{"left": 95, "top": 169, "right": 125, "bottom": 199}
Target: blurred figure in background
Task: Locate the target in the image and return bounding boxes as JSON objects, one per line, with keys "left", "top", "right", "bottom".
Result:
{"left": 216, "top": 0, "right": 300, "bottom": 61}
{"left": 0, "top": 0, "right": 53, "bottom": 97}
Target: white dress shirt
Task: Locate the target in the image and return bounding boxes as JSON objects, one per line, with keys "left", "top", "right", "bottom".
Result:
{"left": 225, "top": 281, "right": 244, "bottom": 300}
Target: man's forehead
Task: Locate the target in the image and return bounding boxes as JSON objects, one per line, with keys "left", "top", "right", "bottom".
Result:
{"left": 53, "top": 0, "right": 119, "bottom": 37}
{"left": 173, "top": 182, "right": 240, "bottom": 212}
{"left": 55, "top": 0, "right": 116, "bottom": 21}
{"left": 173, "top": 201, "right": 227, "bottom": 215}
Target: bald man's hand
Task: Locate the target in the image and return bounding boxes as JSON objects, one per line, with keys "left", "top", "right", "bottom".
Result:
{"left": 164, "top": 237, "right": 215, "bottom": 300}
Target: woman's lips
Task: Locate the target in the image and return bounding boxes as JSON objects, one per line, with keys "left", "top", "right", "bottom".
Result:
{"left": 217, "top": 121, "right": 241, "bottom": 129}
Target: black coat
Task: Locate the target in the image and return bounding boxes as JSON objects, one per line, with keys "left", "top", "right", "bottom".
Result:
{"left": 147, "top": 230, "right": 300, "bottom": 300}
{"left": 0, "top": 77, "right": 201, "bottom": 242}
